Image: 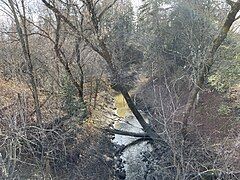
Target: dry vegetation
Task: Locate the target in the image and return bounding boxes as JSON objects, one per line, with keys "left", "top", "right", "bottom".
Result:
{"left": 0, "top": 78, "right": 115, "bottom": 179}
{"left": 0, "top": 0, "right": 240, "bottom": 179}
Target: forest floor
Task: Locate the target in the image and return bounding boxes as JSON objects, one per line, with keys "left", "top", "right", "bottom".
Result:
{"left": 133, "top": 74, "right": 240, "bottom": 173}
{"left": 192, "top": 84, "right": 240, "bottom": 169}
{"left": 0, "top": 78, "right": 115, "bottom": 179}
{"left": 0, "top": 77, "right": 239, "bottom": 177}
{"left": 193, "top": 86, "right": 240, "bottom": 142}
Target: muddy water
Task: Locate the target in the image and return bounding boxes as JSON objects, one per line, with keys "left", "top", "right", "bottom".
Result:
{"left": 114, "top": 94, "right": 130, "bottom": 118}
{"left": 113, "top": 94, "right": 152, "bottom": 180}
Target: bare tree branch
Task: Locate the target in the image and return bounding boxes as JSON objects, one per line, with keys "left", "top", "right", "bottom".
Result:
{"left": 182, "top": 0, "right": 240, "bottom": 138}
{"left": 103, "top": 128, "right": 150, "bottom": 138}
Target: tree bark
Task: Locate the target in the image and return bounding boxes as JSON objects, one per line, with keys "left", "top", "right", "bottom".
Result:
{"left": 9, "top": 0, "right": 42, "bottom": 124}
{"left": 54, "top": 15, "right": 85, "bottom": 102}
{"left": 41, "top": 0, "right": 169, "bottom": 147}
{"left": 103, "top": 128, "right": 149, "bottom": 138}
{"left": 182, "top": 0, "right": 240, "bottom": 138}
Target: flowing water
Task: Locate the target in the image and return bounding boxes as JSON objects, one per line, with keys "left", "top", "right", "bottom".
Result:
{"left": 113, "top": 94, "right": 152, "bottom": 180}
{"left": 114, "top": 94, "right": 130, "bottom": 118}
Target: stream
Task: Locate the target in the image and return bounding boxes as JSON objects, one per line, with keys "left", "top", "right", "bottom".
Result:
{"left": 112, "top": 94, "right": 153, "bottom": 180}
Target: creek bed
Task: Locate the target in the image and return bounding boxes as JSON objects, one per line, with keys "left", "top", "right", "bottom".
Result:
{"left": 113, "top": 94, "right": 152, "bottom": 180}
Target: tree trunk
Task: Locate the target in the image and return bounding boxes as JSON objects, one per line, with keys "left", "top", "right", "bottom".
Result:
{"left": 182, "top": 0, "right": 240, "bottom": 138}
{"left": 41, "top": 0, "right": 168, "bottom": 145}
{"left": 9, "top": 0, "right": 42, "bottom": 124}
{"left": 54, "top": 15, "right": 85, "bottom": 103}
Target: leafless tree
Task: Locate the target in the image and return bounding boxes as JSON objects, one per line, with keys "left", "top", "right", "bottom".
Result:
{"left": 41, "top": 0, "right": 240, "bottom": 142}
{"left": 7, "top": 0, "right": 42, "bottom": 124}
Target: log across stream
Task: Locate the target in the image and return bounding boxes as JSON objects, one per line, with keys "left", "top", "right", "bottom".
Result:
{"left": 113, "top": 94, "right": 152, "bottom": 180}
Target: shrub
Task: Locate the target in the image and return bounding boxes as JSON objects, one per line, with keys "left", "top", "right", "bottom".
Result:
{"left": 218, "top": 104, "right": 231, "bottom": 116}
